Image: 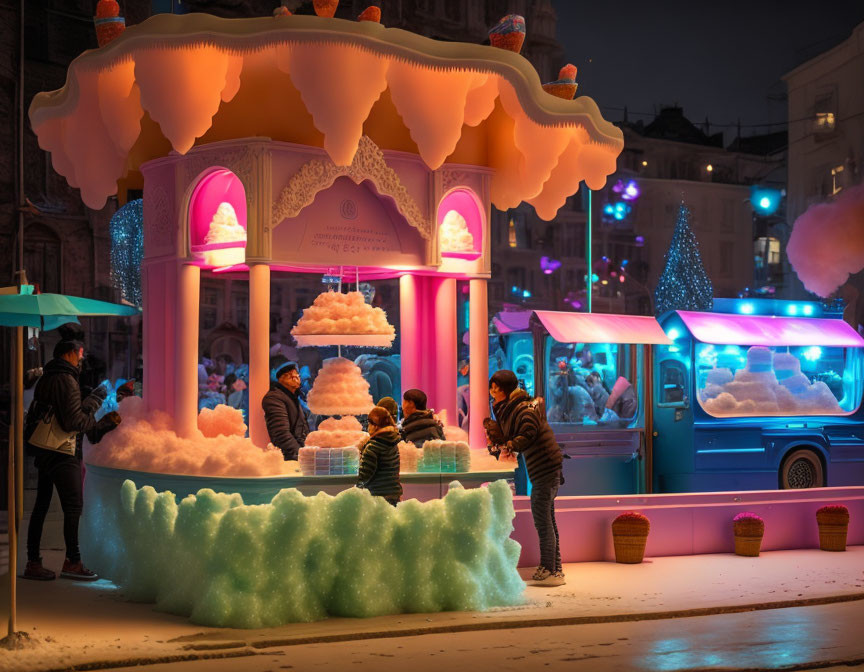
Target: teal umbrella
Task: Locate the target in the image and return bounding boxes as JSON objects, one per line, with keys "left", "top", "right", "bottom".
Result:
{"left": 0, "top": 292, "right": 139, "bottom": 330}
{"left": 1, "top": 287, "right": 140, "bottom": 638}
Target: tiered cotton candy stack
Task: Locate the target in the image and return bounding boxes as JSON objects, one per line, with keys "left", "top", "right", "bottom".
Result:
{"left": 291, "top": 290, "right": 395, "bottom": 347}
{"left": 418, "top": 440, "right": 471, "bottom": 473}
{"left": 306, "top": 357, "right": 375, "bottom": 417}
{"left": 300, "top": 416, "right": 367, "bottom": 476}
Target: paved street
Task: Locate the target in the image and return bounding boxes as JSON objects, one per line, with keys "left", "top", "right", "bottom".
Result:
{"left": 97, "top": 601, "right": 864, "bottom": 672}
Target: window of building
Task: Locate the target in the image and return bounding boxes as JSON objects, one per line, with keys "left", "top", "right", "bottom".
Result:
{"left": 813, "top": 91, "right": 837, "bottom": 135}
{"left": 508, "top": 218, "right": 517, "bottom": 248}
{"left": 754, "top": 236, "right": 781, "bottom": 267}
{"left": 719, "top": 241, "right": 734, "bottom": 276}
{"left": 832, "top": 165, "right": 845, "bottom": 195}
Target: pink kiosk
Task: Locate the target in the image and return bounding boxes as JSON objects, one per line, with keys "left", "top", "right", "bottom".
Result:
{"left": 28, "top": 12, "right": 623, "bottom": 500}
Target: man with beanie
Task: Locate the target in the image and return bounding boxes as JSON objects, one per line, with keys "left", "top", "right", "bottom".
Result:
{"left": 489, "top": 369, "right": 565, "bottom": 586}
{"left": 23, "top": 340, "right": 121, "bottom": 581}
{"left": 376, "top": 396, "right": 399, "bottom": 424}
{"left": 262, "top": 363, "right": 309, "bottom": 460}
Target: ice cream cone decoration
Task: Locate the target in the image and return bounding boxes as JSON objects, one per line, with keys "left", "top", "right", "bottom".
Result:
{"left": 94, "top": 0, "right": 126, "bottom": 47}
{"left": 543, "top": 64, "right": 579, "bottom": 100}
{"left": 314, "top": 0, "right": 339, "bottom": 17}
{"left": 358, "top": 6, "right": 381, "bottom": 22}
{"left": 489, "top": 15, "right": 526, "bottom": 54}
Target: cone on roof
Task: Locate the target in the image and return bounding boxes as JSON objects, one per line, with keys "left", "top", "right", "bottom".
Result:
{"left": 94, "top": 0, "right": 125, "bottom": 47}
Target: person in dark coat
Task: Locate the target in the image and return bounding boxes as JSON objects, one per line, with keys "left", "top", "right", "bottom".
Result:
{"left": 262, "top": 363, "right": 309, "bottom": 460}
{"left": 23, "top": 340, "right": 120, "bottom": 582}
{"left": 400, "top": 388, "right": 444, "bottom": 447}
{"left": 357, "top": 406, "right": 402, "bottom": 505}
{"left": 490, "top": 369, "right": 565, "bottom": 587}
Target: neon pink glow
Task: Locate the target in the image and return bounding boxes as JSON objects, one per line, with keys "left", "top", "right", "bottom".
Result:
{"left": 492, "top": 310, "right": 531, "bottom": 334}
{"left": 534, "top": 310, "right": 672, "bottom": 345}
{"left": 189, "top": 169, "right": 247, "bottom": 251}
{"left": 677, "top": 311, "right": 864, "bottom": 347}
{"left": 437, "top": 188, "right": 483, "bottom": 260}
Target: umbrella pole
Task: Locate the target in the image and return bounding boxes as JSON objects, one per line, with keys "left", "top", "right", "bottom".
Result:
{"left": 7, "top": 336, "right": 18, "bottom": 637}
{"left": 14, "top": 326, "right": 23, "bottom": 526}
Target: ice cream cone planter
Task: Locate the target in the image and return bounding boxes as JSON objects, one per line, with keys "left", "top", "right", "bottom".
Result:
{"left": 732, "top": 512, "right": 764, "bottom": 557}
{"left": 816, "top": 505, "right": 849, "bottom": 551}
{"left": 611, "top": 512, "right": 650, "bottom": 564}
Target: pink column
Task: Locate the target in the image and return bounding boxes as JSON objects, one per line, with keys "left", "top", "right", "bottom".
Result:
{"left": 469, "top": 278, "right": 489, "bottom": 451}
{"left": 432, "top": 277, "right": 457, "bottom": 425}
{"left": 249, "top": 263, "right": 271, "bottom": 447}
{"left": 400, "top": 274, "right": 421, "bottom": 395}
{"left": 174, "top": 263, "right": 200, "bottom": 438}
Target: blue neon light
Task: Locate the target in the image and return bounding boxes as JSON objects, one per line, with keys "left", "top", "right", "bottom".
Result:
{"left": 802, "top": 304, "right": 814, "bottom": 316}
{"left": 667, "top": 328, "right": 681, "bottom": 341}
{"left": 739, "top": 303, "right": 754, "bottom": 314}
{"left": 803, "top": 346, "right": 822, "bottom": 362}
{"left": 786, "top": 304, "right": 799, "bottom": 316}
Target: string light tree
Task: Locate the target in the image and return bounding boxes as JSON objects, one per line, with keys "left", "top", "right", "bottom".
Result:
{"left": 653, "top": 201, "right": 714, "bottom": 315}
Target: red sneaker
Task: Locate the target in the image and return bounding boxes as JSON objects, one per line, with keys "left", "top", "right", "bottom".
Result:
{"left": 22, "top": 559, "right": 56, "bottom": 581}
{"left": 60, "top": 559, "right": 99, "bottom": 581}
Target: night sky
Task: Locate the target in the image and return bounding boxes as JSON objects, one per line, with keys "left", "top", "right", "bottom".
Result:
{"left": 552, "top": 0, "right": 864, "bottom": 140}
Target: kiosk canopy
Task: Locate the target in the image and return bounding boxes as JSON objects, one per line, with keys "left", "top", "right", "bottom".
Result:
{"left": 533, "top": 311, "right": 671, "bottom": 345}
{"left": 677, "top": 311, "right": 864, "bottom": 348}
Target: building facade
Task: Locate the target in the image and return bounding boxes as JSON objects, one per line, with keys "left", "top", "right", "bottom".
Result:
{"left": 784, "top": 21, "right": 864, "bottom": 320}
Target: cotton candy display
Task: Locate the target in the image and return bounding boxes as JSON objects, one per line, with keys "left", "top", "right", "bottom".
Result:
{"left": 787, "top": 182, "right": 864, "bottom": 297}
{"left": 306, "top": 357, "right": 375, "bottom": 416}
{"left": 80, "top": 478, "right": 524, "bottom": 628}
{"left": 305, "top": 415, "right": 368, "bottom": 448}
{"left": 291, "top": 290, "right": 395, "bottom": 347}
{"left": 197, "top": 404, "right": 247, "bottom": 439}
{"left": 203, "top": 202, "right": 246, "bottom": 267}
{"left": 398, "top": 440, "right": 422, "bottom": 473}
{"left": 439, "top": 209, "right": 475, "bottom": 253}
{"left": 700, "top": 346, "right": 843, "bottom": 416}
{"left": 298, "top": 446, "right": 360, "bottom": 476}
{"left": 419, "top": 440, "right": 472, "bottom": 473}
{"left": 85, "top": 397, "right": 299, "bottom": 477}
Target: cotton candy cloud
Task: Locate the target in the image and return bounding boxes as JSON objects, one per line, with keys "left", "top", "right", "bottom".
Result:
{"left": 787, "top": 182, "right": 864, "bottom": 297}
{"left": 86, "top": 397, "right": 298, "bottom": 477}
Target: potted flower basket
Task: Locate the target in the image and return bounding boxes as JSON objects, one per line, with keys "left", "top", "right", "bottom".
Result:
{"left": 816, "top": 505, "right": 849, "bottom": 552}
{"left": 611, "top": 512, "right": 650, "bottom": 564}
{"left": 732, "top": 512, "right": 764, "bottom": 557}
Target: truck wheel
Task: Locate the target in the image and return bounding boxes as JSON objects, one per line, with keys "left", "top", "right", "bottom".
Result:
{"left": 780, "top": 449, "right": 824, "bottom": 489}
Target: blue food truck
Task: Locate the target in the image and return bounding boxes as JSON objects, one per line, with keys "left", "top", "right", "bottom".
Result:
{"left": 500, "top": 300, "right": 864, "bottom": 496}
{"left": 653, "top": 298, "right": 864, "bottom": 492}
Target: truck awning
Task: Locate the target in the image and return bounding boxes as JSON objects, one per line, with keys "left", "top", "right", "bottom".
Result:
{"left": 533, "top": 311, "right": 672, "bottom": 345}
{"left": 676, "top": 311, "right": 864, "bottom": 347}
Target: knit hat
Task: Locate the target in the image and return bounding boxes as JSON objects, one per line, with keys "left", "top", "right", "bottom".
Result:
{"left": 377, "top": 396, "right": 399, "bottom": 420}
{"left": 276, "top": 363, "right": 298, "bottom": 379}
